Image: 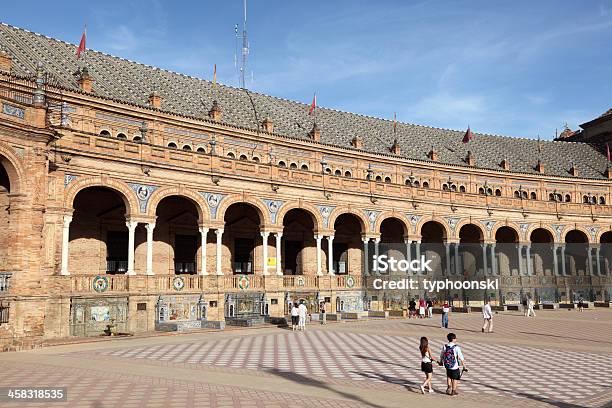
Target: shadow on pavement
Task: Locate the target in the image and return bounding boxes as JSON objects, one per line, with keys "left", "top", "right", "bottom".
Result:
{"left": 518, "top": 331, "right": 612, "bottom": 344}
{"left": 262, "top": 367, "right": 388, "bottom": 408}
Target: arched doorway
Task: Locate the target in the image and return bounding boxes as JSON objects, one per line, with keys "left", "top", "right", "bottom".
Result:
{"left": 70, "top": 187, "right": 128, "bottom": 274}
{"left": 495, "top": 227, "right": 519, "bottom": 276}
{"left": 530, "top": 228, "right": 554, "bottom": 276}
{"left": 154, "top": 196, "right": 202, "bottom": 274}
{"left": 224, "top": 203, "right": 262, "bottom": 274}
{"left": 333, "top": 214, "right": 364, "bottom": 274}
{"left": 458, "top": 224, "right": 484, "bottom": 276}
{"left": 565, "top": 230, "right": 589, "bottom": 276}
{"left": 601, "top": 232, "right": 612, "bottom": 276}
{"left": 281, "top": 209, "right": 316, "bottom": 275}
{"left": 379, "top": 217, "right": 407, "bottom": 274}
{"left": 420, "top": 221, "right": 446, "bottom": 276}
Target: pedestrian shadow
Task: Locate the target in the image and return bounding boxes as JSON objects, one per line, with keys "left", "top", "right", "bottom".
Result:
{"left": 350, "top": 370, "right": 425, "bottom": 394}
{"left": 261, "top": 367, "right": 388, "bottom": 408}
{"left": 401, "top": 321, "right": 482, "bottom": 333}
{"left": 518, "top": 331, "right": 612, "bottom": 345}
{"left": 353, "top": 354, "right": 420, "bottom": 371}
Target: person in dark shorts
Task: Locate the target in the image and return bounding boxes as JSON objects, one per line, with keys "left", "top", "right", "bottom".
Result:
{"left": 439, "top": 332, "right": 467, "bottom": 396}
{"left": 290, "top": 302, "right": 299, "bottom": 331}
{"left": 578, "top": 296, "right": 584, "bottom": 312}
{"left": 408, "top": 299, "right": 417, "bottom": 318}
{"left": 419, "top": 336, "right": 437, "bottom": 394}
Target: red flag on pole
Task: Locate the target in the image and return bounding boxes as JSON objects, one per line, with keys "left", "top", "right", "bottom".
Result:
{"left": 462, "top": 126, "right": 473, "bottom": 143}
{"left": 607, "top": 143, "right": 610, "bottom": 161}
{"left": 308, "top": 93, "right": 316, "bottom": 116}
{"left": 76, "top": 26, "right": 87, "bottom": 59}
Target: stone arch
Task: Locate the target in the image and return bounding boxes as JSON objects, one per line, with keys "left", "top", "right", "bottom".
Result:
{"left": 64, "top": 176, "right": 138, "bottom": 216}
{"left": 0, "top": 142, "right": 26, "bottom": 194}
{"left": 526, "top": 224, "right": 558, "bottom": 243}
{"left": 458, "top": 223, "right": 485, "bottom": 243}
{"left": 562, "top": 226, "right": 593, "bottom": 244}
{"left": 275, "top": 201, "right": 323, "bottom": 231}
{"left": 453, "top": 219, "right": 485, "bottom": 241}
{"left": 597, "top": 228, "right": 612, "bottom": 243}
{"left": 415, "top": 216, "right": 451, "bottom": 241}
{"left": 490, "top": 222, "right": 520, "bottom": 242}
{"left": 375, "top": 212, "right": 410, "bottom": 236}
{"left": 327, "top": 207, "right": 368, "bottom": 234}
{"left": 146, "top": 186, "right": 208, "bottom": 223}
{"left": 216, "top": 194, "right": 271, "bottom": 226}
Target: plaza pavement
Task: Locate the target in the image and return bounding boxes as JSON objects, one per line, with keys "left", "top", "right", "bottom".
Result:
{"left": 0, "top": 309, "right": 611, "bottom": 408}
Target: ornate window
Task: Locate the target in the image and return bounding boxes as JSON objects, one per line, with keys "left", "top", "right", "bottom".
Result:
{"left": 301, "top": 164, "right": 309, "bottom": 171}
{"left": 564, "top": 194, "right": 571, "bottom": 202}
{"left": 239, "top": 154, "right": 248, "bottom": 161}
{"left": 252, "top": 156, "right": 260, "bottom": 163}
{"left": 183, "top": 145, "right": 192, "bottom": 151}
{"left": 422, "top": 181, "right": 429, "bottom": 188}
{"left": 278, "top": 161, "right": 287, "bottom": 168}
{"left": 458, "top": 185, "right": 465, "bottom": 192}
{"left": 227, "top": 152, "right": 236, "bottom": 159}
{"left": 334, "top": 169, "right": 342, "bottom": 176}
{"left": 530, "top": 192, "right": 537, "bottom": 200}
{"left": 600, "top": 196, "right": 606, "bottom": 205}
{"left": 116, "top": 132, "right": 127, "bottom": 139}
{"left": 289, "top": 162, "right": 298, "bottom": 169}
{"left": 384, "top": 176, "right": 391, "bottom": 183}
{"left": 375, "top": 175, "right": 382, "bottom": 182}
{"left": 196, "top": 147, "right": 206, "bottom": 153}
{"left": 495, "top": 189, "right": 502, "bottom": 197}
{"left": 100, "top": 130, "right": 111, "bottom": 137}
{"left": 344, "top": 170, "right": 351, "bottom": 177}
{"left": 167, "top": 142, "right": 178, "bottom": 149}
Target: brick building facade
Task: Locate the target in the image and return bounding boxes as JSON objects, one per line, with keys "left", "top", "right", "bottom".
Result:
{"left": 0, "top": 23, "right": 611, "bottom": 347}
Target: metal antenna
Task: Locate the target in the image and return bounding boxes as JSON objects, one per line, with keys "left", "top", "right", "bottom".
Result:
{"left": 237, "top": 0, "right": 249, "bottom": 89}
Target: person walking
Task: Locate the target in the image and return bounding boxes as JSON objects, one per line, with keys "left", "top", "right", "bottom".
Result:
{"left": 526, "top": 297, "right": 536, "bottom": 317}
{"left": 298, "top": 301, "right": 308, "bottom": 331}
{"left": 419, "top": 336, "right": 437, "bottom": 394}
{"left": 522, "top": 296, "right": 528, "bottom": 317}
{"left": 426, "top": 298, "right": 433, "bottom": 318}
{"left": 440, "top": 332, "right": 467, "bottom": 396}
{"left": 482, "top": 299, "right": 493, "bottom": 333}
{"left": 408, "top": 298, "right": 417, "bottom": 319}
{"left": 419, "top": 298, "right": 426, "bottom": 319}
{"left": 441, "top": 301, "right": 451, "bottom": 328}
{"left": 290, "top": 302, "right": 299, "bottom": 331}
{"left": 577, "top": 296, "right": 585, "bottom": 312}
{"left": 320, "top": 301, "right": 327, "bottom": 325}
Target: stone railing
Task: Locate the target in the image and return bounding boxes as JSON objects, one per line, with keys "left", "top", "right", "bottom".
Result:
{"left": 0, "top": 272, "right": 11, "bottom": 295}
{"left": 282, "top": 275, "right": 319, "bottom": 289}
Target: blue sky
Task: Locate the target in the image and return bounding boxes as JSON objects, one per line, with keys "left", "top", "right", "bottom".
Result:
{"left": 3, "top": 0, "right": 612, "bottom": 139}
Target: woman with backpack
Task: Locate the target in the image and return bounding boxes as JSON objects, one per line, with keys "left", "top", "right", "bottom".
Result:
{"left": 419, "top": 336, "right": 437, "bottom": 394}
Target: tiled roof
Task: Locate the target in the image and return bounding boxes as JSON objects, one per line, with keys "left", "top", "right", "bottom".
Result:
{"left": 0, "top": 22, "right": 609, "bottom": 179}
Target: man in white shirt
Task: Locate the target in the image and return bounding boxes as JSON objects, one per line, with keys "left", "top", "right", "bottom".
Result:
{"left": 526, "top": 297, "right": 536, "bottom": 317}
{"left": 298, "top": 301, "right": 308, "bottom": 331}
{"left": 482, "top": 299, "right": 493, "bottom": 333}
{"left": 440, "top": 332, "right": 467, "bottom": 396}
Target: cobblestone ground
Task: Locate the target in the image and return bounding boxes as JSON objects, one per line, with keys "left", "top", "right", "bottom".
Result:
{"left": 0, "top": 309, "right": 611, "bottom": 408}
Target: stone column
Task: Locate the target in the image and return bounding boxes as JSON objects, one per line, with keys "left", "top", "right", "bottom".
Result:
{"left": 327, "top": 235, "right": 335, "bottom": 275}
{"left": 491, "top": 243, "right": 497, "bottom": 275}
{"left": 445, "top": 242, "right": 451, "bottom": 276}
{"left": 454, "top": 243, "right": 460, "bottom": 276}
{"left": 146, "top": 222, "right": 156, "bottom": 275}
{"left": 362, "top": 236, "right": 370, "bottom": 276}
{"left": 553, "top": 244, "right": 559, "bottom": 276}
{"left": 261, "top": 231, "right": 270, "bottom": 275}
{"left": 404, "top": 238, "right": 411, "bottom": 274}
{"left": 215, "top": 228, "right": 224, "bottom": 275}
{"left": 126, "top": 220, "right": 138, "bottom": 276}
{"left": 275, "top": 232, "right": 282, "bottom": 276}
{"left": 526, "top": 244, "right": 533, "bottom": 275}
{"left": 587, "top": 245, "right": 594, "bottom": 276}
{"left": 482, "top": 243, "right": 488, "bottom": 276}
{"left": 517, "top": 244, "right": 524, "bottom": 276}
{"left": 60, "top": 215, "right": 72, "bottom": 276}
{"left": 415, "top": 239, "right": 421, "bottom": 266}
{"left": 199, "top": 226, "right": 208, "bottom": 276}
{"left": 315, "top": 235, "right": 323, "bottom": 276}
{"left": 374, "top": 237, "right": 380, "bottom": 275}
{"left": 595, "top": 245, "right": 601, "bottom": 276}
{"left": 561, "top": 244, "right": 567, "bottom": 275}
